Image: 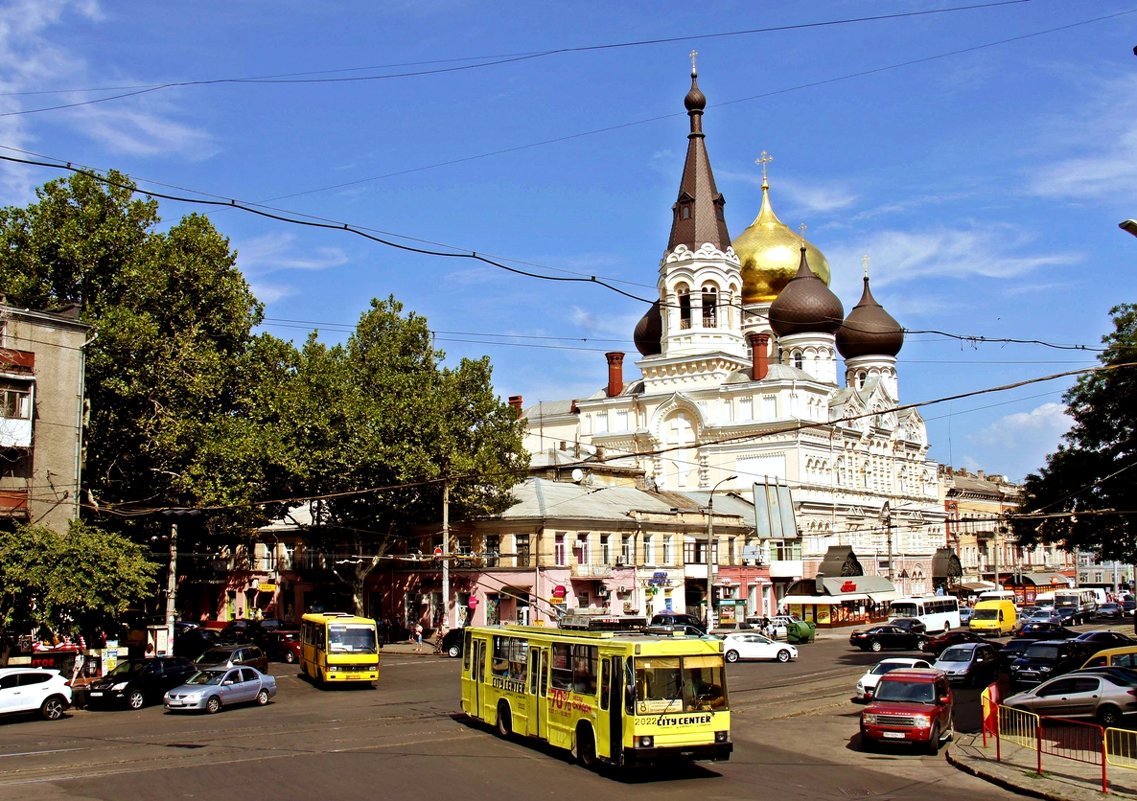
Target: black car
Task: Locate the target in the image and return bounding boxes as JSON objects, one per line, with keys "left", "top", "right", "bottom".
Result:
{"left": 888, "top": 617, "right": 928, "bottom": 635}
{"left": 1096, "top": 603, "right": 1125, "bottom": 620}
{"left": 649, "top": 612, "right": 706, "bottom": 633}
{"left": 440, "top": 628, "right": 464, "bottom": 658}
{"left": 997, "top": 638, "right": 1034, "bottom": 673}
{"left": 220, "top": 618, "right": 291, "bottom": 644}
{"left": 1009, "top": 639, "right": 1097, "bottom": 686}
{"left": 921, "top": 630, "right": 996, "bottom": 657}
{"left": 260, "top": 630, "right": 301, "bottom": 664}
{"left": 1073, "top": 630, "right": 1136, "bottom": 647}
{"left": 1015, "top": 622, "right": 1078, "bottom": 641}
{"left": 174, "top": 627, "right": 221, "bottom": 660}
{"left": 85, "top": 656, "right": 198, "bottom": 709}
{"left": 849, "top": 625, "right": 925, "bottom": 653}
{"left": 1055, "top": 606, "right": 1086, "bottom": 626}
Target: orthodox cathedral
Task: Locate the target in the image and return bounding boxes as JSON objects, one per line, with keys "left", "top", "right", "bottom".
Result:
{"left": 521, "top": 60, "right": 947, "bottom": 596}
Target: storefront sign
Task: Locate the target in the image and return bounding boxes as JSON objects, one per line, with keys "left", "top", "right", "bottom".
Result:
{"left": 552, "top": 585, "right": 567, "bottom": 599}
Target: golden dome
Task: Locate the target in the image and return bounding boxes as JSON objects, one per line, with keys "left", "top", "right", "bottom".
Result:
{"left": 732, "top": 179, "right": 831, "bottom": 304}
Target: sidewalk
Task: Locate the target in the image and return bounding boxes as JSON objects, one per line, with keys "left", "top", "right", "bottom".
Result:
{"left": 947, "top": 731, "right": 1137, "bottom": 800}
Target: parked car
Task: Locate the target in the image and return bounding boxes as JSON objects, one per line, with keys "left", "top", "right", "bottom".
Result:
{"left": 1055, "top": 606, "right": 1085, "bottom": 626}
{"left": 1021, "top": 607, "right": 1063, "bottom": 626}
{"left": 440, "top": 628, "right": 464, "bottom": 658}
{"left": 859, "top": 668, "right": 954, "bottom": 754}
{"left": 1014, "top": 622, "right": 1078, "bottom": 641}
{"left": 959, "top": 607, "right": 973, "bottom": 626}
{"left": 194, "top": 644, "right": 269, "bottom": 674}
{"left": 649, "top": 612, "right": 705, "bottom": 634}
{"left": 261, "top": 630, "right": 301, "bottom": 664}
{"left": 854, "top": 657, "right": 932, "bottom": 702}
{"left": 1122, "top": 597, "right": 1136, "bottom": 615}
{"left": 932, "top": 642, "right": 1000, "bottom": 687}
{"left": 1005, "top": 669, "right": 1137, "bottom": 726}
{"left": 163, "top": 666, "right": 277, "bottom": 714}
{"left": 720, "top": 632, "right": 797, "bottom": 663}
{"left": 1096, "top": 603, "right": 1125, "bottom": 620}
{"left": 85, "top": 656, "right": 198, "bottom": 709}
{"left": 1009, "top": 639, "right": 1096, "bottom": 686}
{"left": 921, "top": 630, "right": 997, "bottom": 657}
{"left": 1081, "top": 645, "right": 1137, "bottom": 670}
{"left": 849, "top": 625, "right": 925, "bottom": 653}
{"left": 997, "top": 638, "right": 1034, "bottom": 673}
{"left": 220, "top": 618, "right": 292, "bottom": 644}
{"left": 0, "top": 667, "right": 72, "bottom": 720}
{"left": 174, "top": 627, "right": 221, "bottom": 660}
{"left": 888, "top": 617, "right": 928, "bottom": 635}
{"left": 1072, "top": 630, "right": 1135, "bottom": 648}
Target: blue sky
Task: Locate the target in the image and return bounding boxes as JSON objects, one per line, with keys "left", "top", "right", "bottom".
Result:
{"left": 1, "top": 1, "right": 1135, "bottom": 483}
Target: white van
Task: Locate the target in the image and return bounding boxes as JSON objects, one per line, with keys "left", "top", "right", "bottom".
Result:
{"left": 1033, "top": 591, "right": 1055, "bottom": 609}
{"left": 977, "top": 590, "right": 1017, "bottom": 605}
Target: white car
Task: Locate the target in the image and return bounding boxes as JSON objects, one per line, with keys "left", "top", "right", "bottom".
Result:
{"left": 855, "top": 657, "right": 932, "bottom": 701}
{"left": 0, "top": 666, "right": 72, "bottom": 720}
{"left": 721, "top": 632, "right": 797, "bottom": 663}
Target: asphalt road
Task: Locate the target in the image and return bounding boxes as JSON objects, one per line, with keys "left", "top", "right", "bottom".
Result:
{"left": 0, "top": 628, "right": 1049, "bottom": 801}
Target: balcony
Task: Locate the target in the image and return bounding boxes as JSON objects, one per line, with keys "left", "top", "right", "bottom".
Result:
{"left": 571, "top": 563, "right": 613, "bottom": 578}
{"left": 768, "top": 559, "right": 803, "bottom": 579}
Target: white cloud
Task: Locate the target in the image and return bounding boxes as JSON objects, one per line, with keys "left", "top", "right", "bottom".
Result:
{"left": 963, "top": 402, "right": 1072, "bottom": 480}
{"left": 235, "top": 232, "right": 349, "bottom": 276}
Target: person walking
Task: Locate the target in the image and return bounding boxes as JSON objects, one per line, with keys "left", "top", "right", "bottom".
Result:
{"left": 413, "top": 622, "right": 424, "bottom": 652}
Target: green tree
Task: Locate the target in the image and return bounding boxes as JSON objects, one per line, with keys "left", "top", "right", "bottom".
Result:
{"left": 1013, "top": 304, "right": 1137, "bottom": 562}
{"left": 280, "top": 297, "right": 529, "bottom": 612}
{"left": 0, "top": 521, "right": 156, "bottom": 665}
{"left": 0, "top": 170, "right": 277, "bottom": 533}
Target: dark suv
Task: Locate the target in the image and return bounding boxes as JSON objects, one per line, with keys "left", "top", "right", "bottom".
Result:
{"left": 194, "top": 644, "right": 269, "bottom": 674}
{"left": 1009, "top": 639, "right": 1095, "bottom": 686}
{"left": 649, "top": 612, "right": 706, "bottom": 633}
{"left": 86, "top": 656, "right": 198, "bottom": 709}
{"left": 859, "top": 668, "right": 954, "bottom": 754}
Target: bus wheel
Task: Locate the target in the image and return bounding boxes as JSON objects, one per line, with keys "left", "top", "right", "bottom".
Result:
{"left": 495, "top": 701, "right": 512, "bottom": 738}
{"left": 573, "top": 724, "right": 597, "bottom": 768}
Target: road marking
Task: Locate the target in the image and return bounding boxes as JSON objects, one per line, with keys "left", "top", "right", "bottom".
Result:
{"left": 0, "top": 748, "right": 86, "bottom": 759}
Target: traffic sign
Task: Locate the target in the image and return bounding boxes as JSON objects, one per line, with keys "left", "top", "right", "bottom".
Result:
{"left": 433, "top": 546, "right": 443, "bottom": 557}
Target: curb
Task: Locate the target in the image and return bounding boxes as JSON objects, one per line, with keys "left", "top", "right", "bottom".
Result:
{"left": 946, "top": 745, "right": 1069, "bottom": 801}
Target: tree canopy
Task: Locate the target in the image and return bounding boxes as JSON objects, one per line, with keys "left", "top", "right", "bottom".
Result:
{"left": 1012, "top": 304, "right": 1137, "bottom": 562}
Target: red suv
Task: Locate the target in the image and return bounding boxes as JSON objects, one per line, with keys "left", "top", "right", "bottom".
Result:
{"left": 859, "top": 668, "right": 953, "bottom": 754}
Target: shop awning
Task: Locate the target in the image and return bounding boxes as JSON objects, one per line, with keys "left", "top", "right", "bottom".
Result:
{"left": 781, "top": 594, "right": 868, "bottom": 605}
{"left": 868, "top": 590, "right": 900, "bottom": 603}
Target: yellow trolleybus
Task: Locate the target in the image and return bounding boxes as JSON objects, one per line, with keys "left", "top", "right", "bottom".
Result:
{"left": 299, "top": 612, "right": 380, "bottom": 686}
{"left": 459, "top": 620, "right": 732, "bottom": 768}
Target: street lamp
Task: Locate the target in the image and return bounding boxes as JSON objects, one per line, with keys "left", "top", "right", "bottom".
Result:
{"left": 706, "top": 474, "right": 737, "bottom": 630}
{"left": 880, "top": 502, "right": 893, "bottom": 583}
{"left": 1120, "top": 219, "right": 1137, "bottom": 238}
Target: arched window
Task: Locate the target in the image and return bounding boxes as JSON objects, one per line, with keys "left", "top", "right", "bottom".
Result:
{"left": 702, "top": 284, "right": 718, "bottom": 327}
{"left": 677, "top": 284, "right": 691, "bottom": 329}
{"left": 793, "top": 350, "right": 803, "bottom": 370}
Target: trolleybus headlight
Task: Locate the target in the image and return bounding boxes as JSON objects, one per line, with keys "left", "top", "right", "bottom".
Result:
{"left": 637, "top": 736, "right": 654, "bottom": 748}
{"left": 714, "top": 731, "right": 729, "bottom": 743}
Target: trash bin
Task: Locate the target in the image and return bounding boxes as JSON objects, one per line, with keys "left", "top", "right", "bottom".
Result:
{"left": 786, "top": 620, "right": 817, "bottom": 644}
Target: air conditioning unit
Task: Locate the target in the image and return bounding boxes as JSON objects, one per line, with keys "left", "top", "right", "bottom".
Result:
{"left": 596, "top": 588, "right": 610, "bottom": 598}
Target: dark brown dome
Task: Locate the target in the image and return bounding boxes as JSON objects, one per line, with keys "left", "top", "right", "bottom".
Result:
{"left": 634, "top": 300, "right": 662, "bottom": 356}
{"left": 768, "top": 247, "right": 844, "bottom": 336}
{"left": 684, "top": 77, "right": 706, "bottom": 112}
{"left": 836, "top": 276, "right": 904, "bottom": 358}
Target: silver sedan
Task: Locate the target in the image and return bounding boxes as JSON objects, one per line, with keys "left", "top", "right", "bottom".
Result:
{"left": 163, "top": 666, "right": 277, "bottom": 714}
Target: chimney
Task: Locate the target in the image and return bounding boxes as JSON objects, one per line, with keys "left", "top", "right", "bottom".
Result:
{"left": 747, "top": 332, "right": 770, "bottom": 380}
{"left": 507, "top": 395, "right": 523, "bottom": 418}
{"left": 605, "top": 352, "right": 625, "bottom": 397}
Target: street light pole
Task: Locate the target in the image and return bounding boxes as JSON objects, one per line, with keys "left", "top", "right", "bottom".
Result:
{"left": 165, "top": 520, "right": 178, "bottom": 652}
{"left": 706, "top": 474, "right": 737, "bottom": 631}
{"left": 881, "top": 501, "right": 893, "bottom": 583}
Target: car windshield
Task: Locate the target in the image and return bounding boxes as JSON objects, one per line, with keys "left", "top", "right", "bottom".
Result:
{"left": 1027, "top": 644, "right": 1061, "bottom": 660}
{"left": 184, "top": 669, "right": 228, "bottom": 686}
{"left": 972, "top": 609, "right": 998, "bottom": 621}
{"left": 196, "top": 649, "right": 233, "bottom": 664}
{"left": 870, "top": 662, "right": 907, "bottom": 676}
{"left": 940, "top": 647, "right": 972, "bottom": 663}
{"left": 108, "top": 661, "right": 147, "bottom": 677}
{"left": 875, "top": 679, "right": 936, "bottom": 703}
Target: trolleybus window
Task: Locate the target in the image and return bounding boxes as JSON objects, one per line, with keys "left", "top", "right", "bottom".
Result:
{"left": 491, "top": 635, "right": 528, "bottom": 681}
{"left": 550, "top": 642, "right": 598, "bottom": 694}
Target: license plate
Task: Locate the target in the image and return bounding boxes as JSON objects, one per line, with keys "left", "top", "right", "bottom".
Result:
{"left": 89, "top": 691, "right": 103, "bottom": 696}
{"left": 883, "top": 732, "right": 906, "bottom": 739}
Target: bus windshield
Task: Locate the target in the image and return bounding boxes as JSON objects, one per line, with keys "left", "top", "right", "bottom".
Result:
{"left": 328, "top": 623, "right": 378, "bottom": 654}
{"left": 633, "top": 655, "right": 726, "bottom": 714}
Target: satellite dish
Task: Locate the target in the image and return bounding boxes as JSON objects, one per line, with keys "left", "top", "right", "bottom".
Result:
{"left": 571, "top": 468, "right": 584, "bottom": 483}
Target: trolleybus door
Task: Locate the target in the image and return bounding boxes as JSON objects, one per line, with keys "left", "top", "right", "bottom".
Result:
{"left": 606, "top": 657, "right": 623, "bottom": 764}
{"left": 527, "top": 645, "right": 548, "bottom": 739}
{"left": 472, "top": 637, "right": 486, "bottom": 718}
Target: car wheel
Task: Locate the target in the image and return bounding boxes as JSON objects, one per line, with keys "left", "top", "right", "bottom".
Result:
{"left": 284, "top": 651, "right": 296, "bottom": 664}
{"left": 206, "top": 695, "right": 222, "bottom": 714}
{"left": 448, "top": 645, "right": 461, "bottom": 658}
{"left": 725, "top": 650, "right": 740, "bottom": 663}
{"left": 40, "top": 695, "right": 66, "bottom": 721}
{"left": 127, "top": 689, "right": 146, "bottom": 710}
{"left": 256, "top": 689, "right": 270, "bottom": 706}
{"left": 925, "top": 723, "right": 941, "bottom": 755}
{"left": 776, "top": 649, "right": 791, "bottom": 663}
{"left": 1097, "top": 705, "right": 1122, "bottom": 727}
{"left": 496, "top": 701, "right": 512, "bottom": 738}
{"left": 870, "top": 640, "right": 883, "bottom": 653}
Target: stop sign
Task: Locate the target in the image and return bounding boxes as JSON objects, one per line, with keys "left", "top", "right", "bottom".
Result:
{"left": 433, "top": 546, "right": 443, "bottom": 557}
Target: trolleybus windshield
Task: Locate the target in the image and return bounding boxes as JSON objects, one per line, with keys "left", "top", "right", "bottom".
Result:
{"left": 633, "top": 655, "right": 726, "bottom": 714}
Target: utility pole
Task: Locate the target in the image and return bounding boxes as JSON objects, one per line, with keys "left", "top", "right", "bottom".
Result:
{"left": 706, "top": 475, "right": 737, "bottom": 630}
{"left": 442, "top": 479, "right": 452, "bottom": 629}
{"left": 165, "top": 520, "right": 178, "bottom": 651}
{"left": 881, "top": 501, "right": 893, "bottom": 583}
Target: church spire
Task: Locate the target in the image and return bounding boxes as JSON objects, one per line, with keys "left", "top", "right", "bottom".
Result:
{"left": 666, "top": 52, "right": 731, "bottom": 253}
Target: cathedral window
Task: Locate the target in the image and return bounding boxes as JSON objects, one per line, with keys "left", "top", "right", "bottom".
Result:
{"left": 677, "top": 285, "right": 691, "bottom": 329}
{"left": 793, "top": 350, "right": 803, "bottom": 370}
{"left": 702, "top": 285, "right": 718, "bottom": 328}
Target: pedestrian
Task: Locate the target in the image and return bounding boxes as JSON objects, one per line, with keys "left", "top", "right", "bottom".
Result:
{"left": 413, "top": 622, "right": 424, "bottom": 652}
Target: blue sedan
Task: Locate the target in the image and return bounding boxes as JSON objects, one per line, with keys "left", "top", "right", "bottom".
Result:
{"left": 164, "top": 666, "right": 276, "bottom": 714}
